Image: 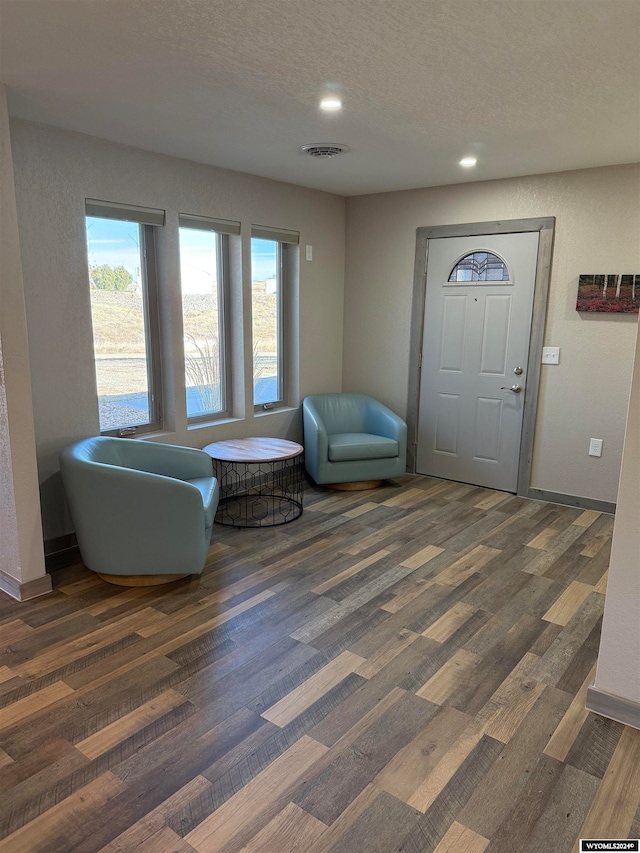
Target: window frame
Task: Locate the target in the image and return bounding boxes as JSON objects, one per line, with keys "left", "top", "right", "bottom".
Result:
{"left": 140, "top": 225, "right": 163, "bottom": 433}
{"left": 178, "top": 225, "right": 233, "bottom": 424}
{"left": 251, "top": 237, "right": 289, "bottom": 411}
{"left": 85, "top": 213, "right": 164, "bottom": 437}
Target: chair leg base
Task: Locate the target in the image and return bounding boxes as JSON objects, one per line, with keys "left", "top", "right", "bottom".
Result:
{"left": 327, "top": 480, "right": 383, "bottom": 491}
{"left": 96, "top": 572, "right": 191, "bottom": 587}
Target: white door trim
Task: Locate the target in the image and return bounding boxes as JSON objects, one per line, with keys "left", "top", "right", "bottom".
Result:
{"left": 407, "top": 217, "right": 555, "bottom": 499}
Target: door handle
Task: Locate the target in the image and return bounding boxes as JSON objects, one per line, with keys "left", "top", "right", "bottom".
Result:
{"left": 501, "top": 384, "right": 522, "bottom": 393}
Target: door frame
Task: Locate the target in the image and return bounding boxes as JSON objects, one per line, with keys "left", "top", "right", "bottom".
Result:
{"left": 407, "top": 217, "right": 555, "bottom": 498}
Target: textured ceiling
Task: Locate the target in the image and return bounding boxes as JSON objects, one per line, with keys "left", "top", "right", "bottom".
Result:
{"left": 1, "top": 0, "right": 639, "bottom": 195}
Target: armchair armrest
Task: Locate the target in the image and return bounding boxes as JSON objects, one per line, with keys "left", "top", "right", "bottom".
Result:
{"left": 64, "top": 462, "right": 208, "bottom": 574}
{"left": 303, "top": 399, "right": 330, "bottom": 481}
{"left": 118, "top": 440, "right": 213, "bottom": 480}
{"left": 72, "top": 463, "right": 205, "bottom": 536}
{"left": 363, "top": 399, "right": 407, "bottom": 464}
{"left": 363, "top": 400, "right": 406, "bottom": 441}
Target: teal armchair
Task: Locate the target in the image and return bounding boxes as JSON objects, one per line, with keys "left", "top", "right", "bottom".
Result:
{"left": 303, "top": 394, "right": 407, "bottom": 488}
{"left": 59, "top": 437, "right": 219, "bottom": 584}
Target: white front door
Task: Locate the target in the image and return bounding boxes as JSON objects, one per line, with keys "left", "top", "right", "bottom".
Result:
{"left": 416, "top": 232, "right": 539, "bottom": 492}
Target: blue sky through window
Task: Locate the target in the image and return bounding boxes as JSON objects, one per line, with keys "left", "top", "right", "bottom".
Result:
{"left": 86, "top": 217, "right": 141, "bottom": 276}
{"left": 86, "top": 218, "right": 278, "bottom": 282}
{"left": 251, "top": 238, "right": 277, "bottom": 280}
{"left": 178, "top": 228, "right": 217, "bottom": 294}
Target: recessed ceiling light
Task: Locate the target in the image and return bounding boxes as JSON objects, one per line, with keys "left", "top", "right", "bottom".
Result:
{"left": 320, "top": 97, "right": 342, "bottom": 111}
{"left": 460, "top": 156, "right": 477, "bottom": 168}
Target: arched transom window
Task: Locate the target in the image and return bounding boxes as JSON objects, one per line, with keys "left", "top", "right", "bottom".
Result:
{"left": 448, "top": 251, "right": 510, "bottom": 282}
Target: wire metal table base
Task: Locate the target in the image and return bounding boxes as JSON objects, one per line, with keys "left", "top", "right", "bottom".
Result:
{"left": 212, "top": 455, "right": 304, "bottom": 527}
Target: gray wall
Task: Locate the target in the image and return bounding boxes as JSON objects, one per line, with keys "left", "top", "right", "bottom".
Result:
{"left": 0, "top": 88, "right": 46, "bottom": 583}
{"left": 10, "top": 120, "right": 346, "bottom": 540}
{"left": 344, "top": 164, "right": 640, "bottom": 504}
{"left": 593, "top": 320, "right": 640, "bottom": 704}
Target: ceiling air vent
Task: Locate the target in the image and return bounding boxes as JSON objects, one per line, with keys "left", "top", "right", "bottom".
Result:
{"left": 300, "top": 143, "right": 350, "bottom": 158}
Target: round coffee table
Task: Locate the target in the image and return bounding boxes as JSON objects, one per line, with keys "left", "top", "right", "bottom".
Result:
{"left": 203, "top": 437, "right": 304, "bottom": 527}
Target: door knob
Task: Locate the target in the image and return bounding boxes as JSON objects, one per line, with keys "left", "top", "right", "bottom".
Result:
{"left": 501, "top": 384, "right": 522, "bottom": 393}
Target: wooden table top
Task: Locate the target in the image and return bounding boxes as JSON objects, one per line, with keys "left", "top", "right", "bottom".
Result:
{"left": 202, "top": 437, "right": 304, "bottom": 463}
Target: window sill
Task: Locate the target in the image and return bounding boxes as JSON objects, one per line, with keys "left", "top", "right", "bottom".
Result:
{"left": 188, "top": 416, "right": 244, "bottom": 432}
{"left": 138, "top": 429, "right": 179, "bottom": 442}
{"left": 254, "top": 405, "right": 298, "bottom": 419}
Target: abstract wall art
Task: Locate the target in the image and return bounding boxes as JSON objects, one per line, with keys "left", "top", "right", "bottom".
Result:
{"left": 576, "top": 274, "right": 640, "bottom": 313}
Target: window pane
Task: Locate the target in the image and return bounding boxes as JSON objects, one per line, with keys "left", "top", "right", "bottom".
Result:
{"left": 85, "top": 217, "right": 151, "bottom": 431}
{"left": 252, "top": 238, "right": 280, "bottom": 405}
{"left": 179, "top": 228, "right": 224, "bottom": 418}
{"left": 448, "top": 251, "right": 510, "bottom": 282}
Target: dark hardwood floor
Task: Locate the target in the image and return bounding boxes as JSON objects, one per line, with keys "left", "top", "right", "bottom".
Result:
{"left": 0, "top": 474, "right": 637, "bottom": 853}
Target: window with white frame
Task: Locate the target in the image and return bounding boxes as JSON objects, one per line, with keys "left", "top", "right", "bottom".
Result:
{"left": 85, "top": 199, "right": 164, "bottom": 435}
{"left": 251, "top": 225, "right": 299, "bottom": 409}
{"left": 178, "top": 213, "right": 238, "bottom": 421}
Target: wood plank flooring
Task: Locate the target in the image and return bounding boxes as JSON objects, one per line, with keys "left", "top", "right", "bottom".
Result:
{"left": 0, "top": 474, "right": 635, "bottom": 853}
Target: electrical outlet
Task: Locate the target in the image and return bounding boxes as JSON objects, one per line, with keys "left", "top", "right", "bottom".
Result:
{"left": 589, "top": 438, "right": 603, "bottom": 457}
{"left": 305, "top": 245, "right": 313, "bottom": 261}
{"left": 542, "top": 347, "right": 560, "bottom": 365}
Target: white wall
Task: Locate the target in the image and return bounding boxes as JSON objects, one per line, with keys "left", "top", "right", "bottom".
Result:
{"left": 10, "top": 120, "right": 346, "bottom": 540}
{"left": 344, "top": 164, "right": 640, "bottom": 504}
{"left": 592, "top": 319, "right": 640, "bottom": 704}
{"left": 0, "top": 88, "right": 47, "bottom": 586}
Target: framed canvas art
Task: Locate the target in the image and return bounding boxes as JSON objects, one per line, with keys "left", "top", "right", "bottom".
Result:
{"left": 576, "top": 275, "right": 640, "bottom": 313}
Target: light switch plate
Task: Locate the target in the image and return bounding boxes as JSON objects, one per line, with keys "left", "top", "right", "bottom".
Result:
{"left": 305, "top": 245, "right": 313, "bottom": 261}
{"left": 542, "top": 347, "right": 560, "bottom": 365}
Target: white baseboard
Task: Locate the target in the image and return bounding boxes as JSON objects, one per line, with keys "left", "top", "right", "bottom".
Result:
{"left": 586, "top": 684, "right": 640, "bottom": 731}
{"left": 0, "top": 570, "right": 52, "bottom": 601}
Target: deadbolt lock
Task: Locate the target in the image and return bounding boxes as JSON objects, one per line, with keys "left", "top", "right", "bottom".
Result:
{"left": 513, "top": 366, "right": 523, "bottom": 375}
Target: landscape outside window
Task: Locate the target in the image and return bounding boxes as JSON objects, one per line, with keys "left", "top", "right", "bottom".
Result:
{"left": 85, "top": 216, "right": 152, "bottom": 431}
{"left": 252, "top": 238, "right": 281, "bottom": 405}
{"left": 179, "top": 227, "right": 225, "bottom": 418}
{"left": 86, "top": 219, "right": 283, "bottom": 428}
